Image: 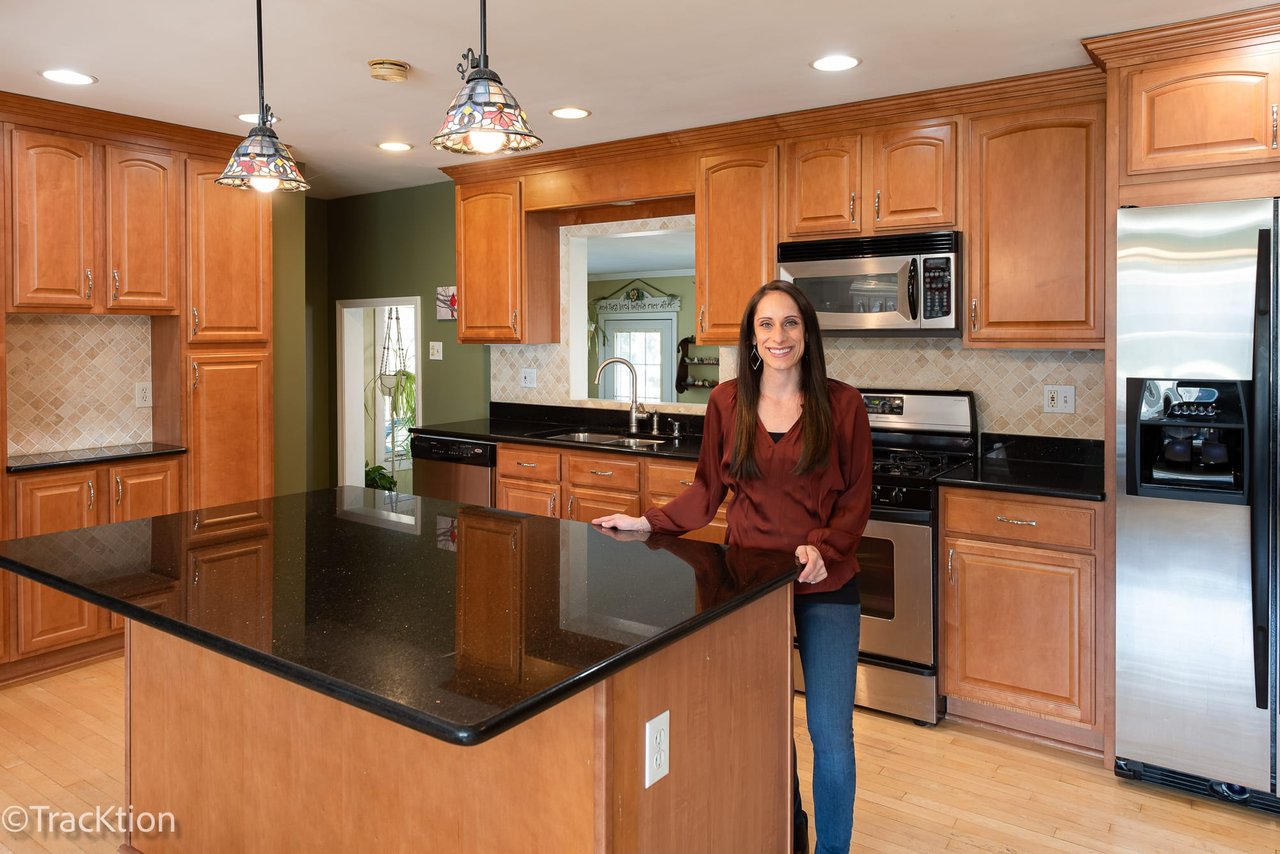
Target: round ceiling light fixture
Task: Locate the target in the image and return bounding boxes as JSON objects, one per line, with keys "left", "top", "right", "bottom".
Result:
{"left": 42, "top": 68, "right": 97, "bottom": 85}
{"left": 811, "top": 55, "right": 860, "bottom": 72}
{"left": 550, "top": 106, "right": 591, "bottom": 120}
{"left": 378, "top": 142, "right": 413, "bottom": 152}
{"left": 369, "top": 59, "right": 410, "bottom": 82}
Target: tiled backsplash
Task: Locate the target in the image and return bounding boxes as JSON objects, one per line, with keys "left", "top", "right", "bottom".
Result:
{"left": 7, "top": 315, "right": 153, "bottom": 455}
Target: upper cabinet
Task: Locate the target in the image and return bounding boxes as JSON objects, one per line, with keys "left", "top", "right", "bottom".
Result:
{"left": 965, "top": 102, "right": 1105, "bottom": 348}
{"left": 696, "top": 144, "right": 777, "bottom": 344}
{"left": 456, "top": 180, "right": 523, "bottom": 343}
{"left": 782, "top": 121, "right": 956, "bottom": 240}
{"left": 9, "top": 127, "right": 179, "bottom": 313}
{"left": 186, "top": 156, "right": 271, "bottom": 343}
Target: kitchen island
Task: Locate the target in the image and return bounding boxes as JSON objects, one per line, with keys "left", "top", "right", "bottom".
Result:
{"left": 0, "top": 488, "right": 798, "bottom": 853}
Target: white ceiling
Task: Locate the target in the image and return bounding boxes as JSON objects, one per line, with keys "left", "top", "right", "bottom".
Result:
{"left": 0, "top": 0, "right": 1265, "bottom": 199}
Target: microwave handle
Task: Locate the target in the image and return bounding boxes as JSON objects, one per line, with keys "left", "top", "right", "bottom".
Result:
{"left": 907, "top": 258, "right": 919, "bottom": 321}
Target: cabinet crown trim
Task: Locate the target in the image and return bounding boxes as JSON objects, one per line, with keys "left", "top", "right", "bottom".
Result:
{"left": 1083, "top": 4, "right": 1280, "bottom": 68}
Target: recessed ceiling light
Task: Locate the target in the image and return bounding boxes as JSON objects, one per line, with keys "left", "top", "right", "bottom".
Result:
{"left": 551, "top": 107, "right": 591, "bottom": 120}
{"left": 811, "top": 55, "right": 860, "bottom": 72}
{"left": 378, "top": 142, "right": 413, "bottom": 152}
{"left": 41, "top": 69, "right": 97, "bottom": 85}
{"left": 238, "top": 113, "right": 279, "bottom": 125}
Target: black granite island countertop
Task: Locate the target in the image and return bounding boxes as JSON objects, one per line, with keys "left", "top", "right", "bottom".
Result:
{"left": 6, "top": 442, "right": 187, "bottom": 473}
{"left": 0, "top": 487, "right": 797, "bottom": 745}
{"left": 936, "top": 433, "right": 1106, "bottom": 502}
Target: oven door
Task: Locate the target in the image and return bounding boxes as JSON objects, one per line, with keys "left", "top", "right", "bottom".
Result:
{"left": 777, "top": 255, "right": 919, "bottom": 331}
{"left": 857, "top": 512, "right": 934, "bottom": 666}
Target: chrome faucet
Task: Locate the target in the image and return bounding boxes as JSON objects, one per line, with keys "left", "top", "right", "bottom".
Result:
{"left": 594, "top": 357, "right": 647, "bottom": 433}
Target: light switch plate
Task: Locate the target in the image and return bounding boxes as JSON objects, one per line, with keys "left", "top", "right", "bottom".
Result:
{"left": 1043, "top": 384, "right": 1075, "bottom": 414}
{"left": 429, "top": 341, "right": 443, "bottom": 361}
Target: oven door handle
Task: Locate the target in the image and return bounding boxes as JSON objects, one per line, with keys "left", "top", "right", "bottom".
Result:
{"left": 868, "top": 506, "right": 932, "bottom": 525}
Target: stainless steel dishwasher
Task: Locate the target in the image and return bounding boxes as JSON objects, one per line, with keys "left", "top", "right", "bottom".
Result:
{"left": 410, "top": 434, "right": 497, "bottom": 507}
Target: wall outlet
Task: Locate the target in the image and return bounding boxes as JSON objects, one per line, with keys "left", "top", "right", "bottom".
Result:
{"left": 429, "top": 341, "right": 443, "bottom": 361}
{"left": 135, "top": 382, "right": 153, "bottom": 408}
{"left": 1043, "top": 384, "right": 1075, "bottom": 414}
{"left": 520, "top": 368, "right": 537, "bottom": 389}
{"left": 644, "top": 710, "right": 670, "bottom": 788}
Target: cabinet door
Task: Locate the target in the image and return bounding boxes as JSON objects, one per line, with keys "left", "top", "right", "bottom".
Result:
{"left": 782, "top": 135, "right": 861, "bottom": 238}
{"left": 10, "top": 127, "right": 97, "bottom": 309}
{"left": 187, "top": 537, "right": 272, "bottom": 650}
{"left": 966, "top": 102, "right": 1104, "bottom": 347}
{"left": 108, "top": 458, "right": 182, "bottom": 522}
{"left": 564, "top": 485, "right": 640, "bottom": 523}
{"left": 496, "top": 477, "right": 559, "bottom": 517}
{"left": 696, "top": 145, "right": 777, "bottom": 344}
{"left": 186, "top": 156, "right": 271, "bottom": 343}
{"left": 1127, "top": 51, "right": 1280, "bottom": 174}
{"left": 105, "top": 145, "right": 179, "bottom": 311}
{"left": 456, "top": 180, "right": 522, "bottom": 343}
{"left": 868, "top": 122, "right": 955, "bottom": 231}
{"left": 942, "top": 537, "right": 1094, "bottom": 724}
{"left": 189, "top": 352, "right": 273, "bottom": 510}
{"left": 455, "top": 511, "right": 524, "bottom": 683}
{"left": 11, "top": 468, "right": 105, "bottom": 656}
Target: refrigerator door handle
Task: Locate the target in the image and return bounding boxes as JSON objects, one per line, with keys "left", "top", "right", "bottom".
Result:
{"left": 1248, "top": 225, "right": 1273, "bottom": 710}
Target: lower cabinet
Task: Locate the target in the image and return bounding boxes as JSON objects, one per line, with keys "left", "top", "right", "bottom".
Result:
{"left": 186, "top": 535, "right": 272, "bottom": 651}
{"left": 644, "top": 459, "right": 728, "bottom": 544}
{"left": 939, "top": 487, "right": 1102, "bottom": 747}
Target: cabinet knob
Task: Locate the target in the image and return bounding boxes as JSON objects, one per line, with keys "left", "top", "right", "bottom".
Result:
{"left": 112, "top": 270, "right": 121, "bottom": 301}
{"left": 85, "top": 269, "right": 94, "bottom": 301}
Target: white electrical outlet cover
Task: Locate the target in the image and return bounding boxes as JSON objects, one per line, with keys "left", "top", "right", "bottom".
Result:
{"left": 644, "top": 710, "right": 670, "bottom": 788}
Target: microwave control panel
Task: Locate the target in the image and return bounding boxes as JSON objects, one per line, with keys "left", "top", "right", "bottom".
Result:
{"left": 921, "top": 257, "right": 952, "bottom": 320}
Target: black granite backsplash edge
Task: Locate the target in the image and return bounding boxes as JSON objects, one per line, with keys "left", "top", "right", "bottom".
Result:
{"left": 981, "top": 433, "right": 1104, "bottom": 466}
{"left": 489, "top": 402, "right": 705, "bottom": 438}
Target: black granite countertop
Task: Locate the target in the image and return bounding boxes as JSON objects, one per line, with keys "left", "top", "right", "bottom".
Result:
{"left": 936, "top": 433, "right": 1106, "bottom": 501}
{"left": 7, "top": 442, "right": 187, "bottom": 473}
{"left": 0, "top": 488, "right": 797, "bottom": 746}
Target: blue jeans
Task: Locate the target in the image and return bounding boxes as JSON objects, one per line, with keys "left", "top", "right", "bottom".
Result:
{"left": 793, "top": 598, "right": 860, "bottom": 854}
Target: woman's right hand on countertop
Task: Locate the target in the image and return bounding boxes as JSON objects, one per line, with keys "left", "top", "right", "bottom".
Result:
{"left": 591, "top": 513, "right": 652, "bottom": 532}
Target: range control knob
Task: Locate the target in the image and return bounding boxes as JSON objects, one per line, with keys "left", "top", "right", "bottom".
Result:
{"left": 890, "top": 487, "right": 905, "bottom": 505}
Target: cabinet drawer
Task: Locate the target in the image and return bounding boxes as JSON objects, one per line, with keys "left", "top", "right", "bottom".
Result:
{"left": 497, "top": 445, "right": 561, "bottom": 482}
{"left": 646, "top": 460, "right": 698, "bottom": 494}
{"left": 565, "top": 452, "right": 641, "bottom": 491}
{"left": 941, "top": 490, "right": 1095, "bottom": 551}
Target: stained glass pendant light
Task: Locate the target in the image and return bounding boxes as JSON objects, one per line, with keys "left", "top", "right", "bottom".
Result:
{"left": 432, "top": 0, "right": 542, "bottom": 155}
{"left": 216, "top": 0, "right": 308, "bottom": 192}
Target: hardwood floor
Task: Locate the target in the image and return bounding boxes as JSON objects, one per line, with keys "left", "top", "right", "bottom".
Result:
{"left": 0, "top": 658, "right": 1275, "bottom": 853}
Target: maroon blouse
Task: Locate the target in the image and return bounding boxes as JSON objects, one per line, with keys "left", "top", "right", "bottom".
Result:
{"left": 644, "top": 379, "right": 873, "bottom": 595}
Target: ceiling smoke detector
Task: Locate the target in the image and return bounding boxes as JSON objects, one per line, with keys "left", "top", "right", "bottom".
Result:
{"left": 368, "top": 59, "right": 410, "bottom": 82}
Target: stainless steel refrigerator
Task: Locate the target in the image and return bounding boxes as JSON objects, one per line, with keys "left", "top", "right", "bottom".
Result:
{"left": 1115, "top": 198, "right": 1278, "bottom": 810}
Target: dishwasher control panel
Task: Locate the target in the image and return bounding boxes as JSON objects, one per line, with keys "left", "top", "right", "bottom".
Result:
{"left": 410, "top": 436, "right": 496, "bottom": 467}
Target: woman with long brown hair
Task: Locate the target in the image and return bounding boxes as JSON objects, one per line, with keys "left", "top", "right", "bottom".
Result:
{"left": 594, "top": 280, "right": 872, "bottom": 854}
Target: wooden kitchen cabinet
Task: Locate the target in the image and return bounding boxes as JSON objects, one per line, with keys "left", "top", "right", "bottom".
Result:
{"left": 695, "top": 144, "right": 777, "bottom": 344}
{"left": 939, "top": 487, "right": 1102, "bottom": 746}
{"left": 965, "top": 101, "right": 1105, "bottom": 348}
{"left": 455, "top": 510, "right": 525, "bottom": 684}
{"left": 189, "top": 351, "right": 273, "bottom": 512}
{"left": 186, "top": 156, "right": 271, "bottom": 343}
{"left": 644, "top": 459, "right": 728, "bottom": 544}
{"left": 9, "top": 126, "right": 179, "bottom": 313}
{"left": 1124, "top": 50, "right": 1280, "bottom": 176}
{"left": 108, "top": 458, "right": 182, "bottom": 522}
{"left": 496, "top": 444, "right": 561, "bottom": 517}
{"left": 186, "top": 535, "right": 272, "bottom": 650}
{"left": 781, "top": 122, "right": 955, "bottom": 240}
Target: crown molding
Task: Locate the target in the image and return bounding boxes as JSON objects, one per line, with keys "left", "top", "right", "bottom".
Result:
{"left": 1083, "top": 4, "right": 1280, "bottom": 68}
{"left": 442, "top": 65, "right": 1105, "bottom": 186}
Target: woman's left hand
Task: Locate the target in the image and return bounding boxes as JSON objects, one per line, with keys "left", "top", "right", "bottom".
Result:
{"left": 795, "top": 545, "right": 827, "bottom": 584}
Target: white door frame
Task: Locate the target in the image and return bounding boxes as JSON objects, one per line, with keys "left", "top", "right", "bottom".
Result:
{"left": 335, "top": 297, "right": 423, "bottom": 488}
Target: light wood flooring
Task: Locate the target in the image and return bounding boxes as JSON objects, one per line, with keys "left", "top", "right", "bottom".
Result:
{"left": 0, "top": 658, "right": 1275, "bottom": 853}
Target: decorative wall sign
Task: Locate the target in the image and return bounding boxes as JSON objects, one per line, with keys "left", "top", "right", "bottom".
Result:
{"left": 436, "top": 286, "right": 458, "bottom": 320}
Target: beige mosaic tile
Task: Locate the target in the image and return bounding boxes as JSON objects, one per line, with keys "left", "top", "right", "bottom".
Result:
{"left": 7, "top": 315, "right": 153, "bottom": 455}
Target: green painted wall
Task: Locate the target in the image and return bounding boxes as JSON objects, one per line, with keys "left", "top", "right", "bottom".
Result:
{"left": 271, "top": 192, "right": 308, "bottom": 496}
{"left": 324, "top": 182, "right": 488, "bottom": 462}
{"left": 305, "top": 197, "right": 333, "bottom": 489}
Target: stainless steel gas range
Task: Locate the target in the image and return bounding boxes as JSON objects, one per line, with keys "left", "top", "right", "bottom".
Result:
{"left": 794, "top": 389, "right": 976, "bottom": 726}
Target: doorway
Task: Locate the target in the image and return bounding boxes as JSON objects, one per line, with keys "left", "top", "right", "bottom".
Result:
{"left": 336, "top": 298, "right": 422, "bottom": 493}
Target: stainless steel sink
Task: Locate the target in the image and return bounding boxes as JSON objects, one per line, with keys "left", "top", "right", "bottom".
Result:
{"left": 541, "top": 431, "right": 627, "bottom": 444}
{"left": 606, "top": 437, "right": 665, "bottom": 448}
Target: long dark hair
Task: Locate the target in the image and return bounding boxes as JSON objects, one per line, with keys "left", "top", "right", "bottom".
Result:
{"left": 729, "top": 280, "right": 833, "bottom": 480}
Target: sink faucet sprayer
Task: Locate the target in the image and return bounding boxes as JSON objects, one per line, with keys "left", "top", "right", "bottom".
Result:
{"left": 594, "top": 357, "right": 648, "bottom": 433}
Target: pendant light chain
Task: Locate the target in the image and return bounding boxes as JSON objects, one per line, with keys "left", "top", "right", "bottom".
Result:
{"left": 256, "top": 0, "right": 267, "bottom": 124}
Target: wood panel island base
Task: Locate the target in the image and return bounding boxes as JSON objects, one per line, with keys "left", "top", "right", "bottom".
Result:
{"left": 0, "top": 489, "right": 798, "bottom": 854}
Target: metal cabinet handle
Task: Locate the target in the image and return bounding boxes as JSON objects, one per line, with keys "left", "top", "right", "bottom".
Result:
{"left": 516, "top": 461, "right": 537, "bottom": 468}
{"left": 192, "top": 361, "right": 200, "bottom": 389}
{"left": 112, "top": 270, "right": 121, "bottom": 301}
{"left": 193, "top": 510, "right": 201, "bottom": 530}
{"left": 192, "top": 568, "right": 200, "bottom": 586}
{"left": 87, "top": 481, "right": 95, "bottom": 510}
{"left": 698, "top": 305, "right": 705, "bottom": 333}
{"left": 511, "top": 310, "right": 518, "bottom": 333}
{"left": 996, "top": 515, "right": 1037, "bottom": 527}
{"left": 550, "top": 492, "right": 557, "bottom": 515}
{"left": 115, "top": 475, "right": 122, "bottom": 504}
{"left": 947, "top": 547, "right": 954, "bottom": 583}
{"left": 970, "top": 298, "right": 977, "bottom": 332}
{"left": 192, "top": 307, "right": 200, "bottom": 333}
{"left": 510, "top": 531, "right": 517, "bottom": 550}
{"left": 849, "top": 192, "right": 856, "bottom": 223}
{"left": 568, "top": 495, "right": 575, "bottom": 516}
{"left": 1272, "top": 104, "right": 1277, "bottom": 149}
{"left": 85, "top": 269, "right": 94, "bottom": 300}
{"left": 679, "top": 480, "right": 694, "bottom": 487}
{"left": 589, "top": 469, "right": 614, "bottom": 477}
{"left": 874, "top": 190, "right": 881, "bottom": 221}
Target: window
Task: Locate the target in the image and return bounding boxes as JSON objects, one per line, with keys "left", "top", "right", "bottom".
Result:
{"left": 600, "top": 317, "right": 675, "bottom": 404}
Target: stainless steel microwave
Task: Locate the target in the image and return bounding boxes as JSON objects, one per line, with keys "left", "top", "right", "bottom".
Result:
{"left": 777, "top": 232, "right": 961, "bottom": 336}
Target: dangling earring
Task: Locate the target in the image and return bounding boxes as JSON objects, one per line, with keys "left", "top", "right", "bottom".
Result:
{"left": 750, "top": 344, "right": 762, "bottom": 371}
